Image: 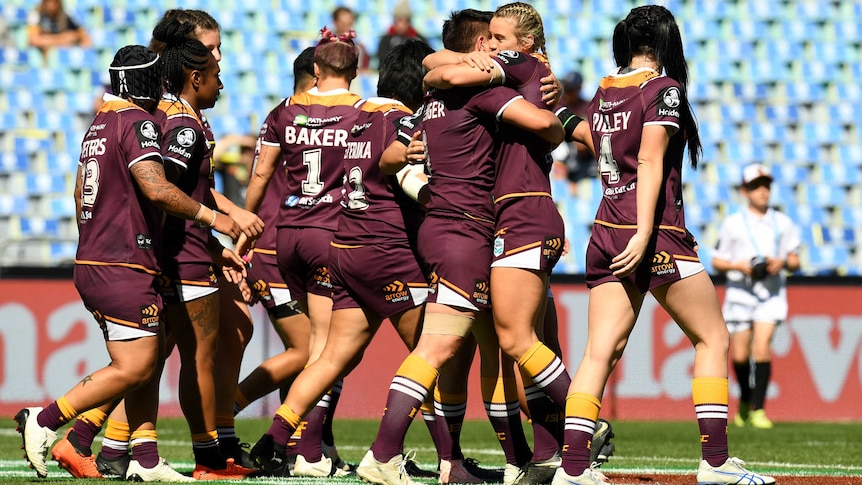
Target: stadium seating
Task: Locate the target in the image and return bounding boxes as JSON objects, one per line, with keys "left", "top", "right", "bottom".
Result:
{"left": 0, "top": 0, "right": 859, "bottom": 275}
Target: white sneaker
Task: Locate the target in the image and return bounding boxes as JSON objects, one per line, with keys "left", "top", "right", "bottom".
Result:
{"left": 15, "top": 407, "right": 57, "bottom": 478}
{"left": 356, "top": 450, "right": 421, "bottom": 485}
{"left": 439, "top": 459, "right": 483, "bottom": 484}
{"left": 125, "top": 458, "right": 195, "bottom": 482}
{"left": 294, "top": 453, "right": 350, "bottom": 477}
{"left": 550, "top": 466, "right": 610, "bottom": 485}
{"left": 697, "top": 457, "right": 775, "bottom": 484}
{"left": 503, "top": 463, "right": 524, "bottom": 485}
{"left": 322, "top": 441, "right": 352, "bottom": 472}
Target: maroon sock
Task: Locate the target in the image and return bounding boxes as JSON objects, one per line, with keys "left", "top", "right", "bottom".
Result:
{"left": 560, "top": 417, "right": 594, "bottom": 476}
{"left": 297, "top": 405, "right": 326, "bottom": 462}
{"left": 322, "top": 381, "right": 342, "bottom": 447}
{"left": 422, "top": 411, "right": 443, "bottom": 458}
{"left": 266, "top": 415, "right": 296, "bottom": 448}
{"left": 36, "top": 402, "right": 67, "bottom": 431}
{"left": 72, "top": 419, "right": 103, "bottom": 451}
{"left": 370, "top": 381, "right": 430, "bottom": 462}
{"left": 131, "top": 441, "right": 159, "bottom": 469}
{"left": 525, "top": 389, "right": 563, "bottom": 462}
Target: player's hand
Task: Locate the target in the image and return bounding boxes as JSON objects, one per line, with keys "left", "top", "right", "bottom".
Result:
{"left": 231, "top": 207, "right": 264, "bottom": 239}
{"left": 540, "top": 71, "right": 562, "bottom": 107}
{"left": 234, "top": 232, "right": 256, "bottom": 261}
{"left": 406, "top": 131, "right": 426, "bottom": 165}
{"left": 237, "top": 278, "right": 257, "bottom": 304}
{"left": 211, "top": 212, "right": 241, "bottom": 241}
{"left": 610, "top": 232, "right": 650, "bottom": 277}
{"left": 735, "top": 260, "right": 753, "bottom": 276}
{"left": 460, "top": 51, "right": 495, "bottom": 72}
{"left": 215, "top": 247, "right": 247, "bottom": 282}
{"left": 562, "top": 238, "right": 570, "bottom": 257}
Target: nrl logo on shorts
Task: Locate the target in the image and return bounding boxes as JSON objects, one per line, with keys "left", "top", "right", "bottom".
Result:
{"left": 493, "top": 236, "right": 504, "bottom": 257}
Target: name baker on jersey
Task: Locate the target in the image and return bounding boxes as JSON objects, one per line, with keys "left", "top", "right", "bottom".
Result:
{"left": 284, "top": 126, "right": 349, "bottom": 147}
{"left": 285, "top": 193, "right": 334, "bottom": 209}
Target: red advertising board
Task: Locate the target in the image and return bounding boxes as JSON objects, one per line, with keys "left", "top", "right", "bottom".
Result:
{"left": 1, "top": 280, "right": 860, "bottom": 421}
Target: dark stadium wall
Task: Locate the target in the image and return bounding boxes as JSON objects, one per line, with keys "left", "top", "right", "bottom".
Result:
{"left": 0, "top": 279, "right": 860, "bottom": 421}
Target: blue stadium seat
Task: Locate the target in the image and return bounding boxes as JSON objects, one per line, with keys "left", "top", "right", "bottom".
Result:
{"left": 15, "top": 137, "right": 53, "bottom": 156}
{"left": 18, "top": 217, "right": 62, "bottom": 238}
{"left": 797, "top": 184, "right": 847, "bottom": 208}
{"left": 50, "top": 241, "right": 78, "bottom": 262}
{"left": 782, "top": 205, "right": 831, "bottom": 226}
{"left": 780, "top": 143, "right": 818, "bottom": 165}
{"left": 819, "top": 163, "right": 860, "bottom": 185}
{"left": 724, "top": 143, "right": 765, "bottom": 165}
{"left": 0, "top": 195, "right": 29, "bottom": 216}
{"left": 749, "top": 124, "right": 787, "bottom": 144}
{"left": 764, "top": 104, "right": 799, "bottom": 123}
{"left": 26, "top": 174, "right": 69, "bottom": 195}
{"left": 837, "top": 144, "right": 862, "bottom": 167}
{"left": 46, "top": 153, "right": 78, "bottom": 173}
{"left": 801, "top": 122, "right": 844, "bottom": 145}
{"left": 771, "top": 164, "right": 809, "bottom": 185}
{"left": 0, "top": 153, "right": 28, "bottom": 173}
{"left": 806, "top": 245, "right": 851, "bottom": 274}
{"left": 784, "top": 82, "right": 825, "bottom": 103}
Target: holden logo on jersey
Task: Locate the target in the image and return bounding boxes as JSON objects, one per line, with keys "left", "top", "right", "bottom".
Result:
{"left": 651, "top": 251, "right": 676, "bottom": 276}
{"left": 496, "top": 50, "right": 526, "bottom": 65}
{"left": 473, "top": 280, "right": 490, "bottom": 306}
{"left": 383, "top": 280, "right": 410, "bottom": 303}
{"left": 493, "top": 236, "right": 505, "bottom": 257}
{"left": 657, "top": 87, "right": 681, "bottom": 118}
{"left": 140, "top": 120, "right": 158, "bottom": 140}
{"left": 176, "top": 127, "right": 197, "bottom": 147}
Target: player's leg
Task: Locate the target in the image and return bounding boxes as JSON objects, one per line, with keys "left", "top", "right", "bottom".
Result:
{"left": 52, "top": 401, "right": 116, "bottom": 478}
{"left": 96, "top": 402, "right": 132, "bottom": 477}
{"left": 557, "top": 281, "right": 641, "bottom": 481}
{"left": 167, "top": 292, "right": 227, "bottom": 472}
{"left": 213, "top": 279, "right": 255, "bottom": 465}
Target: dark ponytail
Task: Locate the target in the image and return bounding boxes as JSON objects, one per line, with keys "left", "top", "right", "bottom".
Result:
{"left": 613, "top": 6, "right": 702, "bottom": 168}
{"left": 151, "top": 19, "right": 212, "bottom": 96}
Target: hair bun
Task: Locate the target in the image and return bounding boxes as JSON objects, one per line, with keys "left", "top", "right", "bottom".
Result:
{"left": 152, "top": 18, "right": 195, "bottom": 46}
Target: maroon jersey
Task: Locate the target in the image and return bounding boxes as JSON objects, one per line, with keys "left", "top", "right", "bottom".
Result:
{"left": 491, "top": 51, "right": 556, "bottom": 203}
{"left": 75, "top": 95, "right": 163, "bottom": 274}
{"left": 422, "top": 85, "right": 523, "bottom": 222}
{"left": 156, "top": 98, "right": 215, "bottom": 268}
{"left": 334, "top": 104, "right": 425, "bottom": 245}
{"left": 260, "top": 88, "right": 369, "bottom": 231}
{"left": 587, "top": 68, "right": 687, "bottom": 230}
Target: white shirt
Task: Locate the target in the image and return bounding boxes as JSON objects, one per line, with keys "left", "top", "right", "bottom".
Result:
{"left": 714, "top": 207, "right": 800, "bottom": 302}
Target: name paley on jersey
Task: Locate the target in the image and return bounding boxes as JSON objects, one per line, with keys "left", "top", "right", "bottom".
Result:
{"left": 592, "top": 111, "right": 631, "bottom": 133}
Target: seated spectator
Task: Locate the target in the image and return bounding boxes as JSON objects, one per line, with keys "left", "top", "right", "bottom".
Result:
{"left": 376, "top": 0, "right": 425, "bottom": 68}
{"left": 213, "top": 134, "right": 257, "bottom": 207}
{"left": 27, "top": 0, "right": 91, "bottom": 61}
{"left": 551, "top": 71, "right": 596, "bottom": 195}
{"left": 333, "top": 6, "right": 369, "bottom": 71}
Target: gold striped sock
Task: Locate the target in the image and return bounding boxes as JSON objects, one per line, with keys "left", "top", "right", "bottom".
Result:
{"left": 56, "top": 396, "right": 78, "bottom": 422}
{"left": 276, "top": 404, "right": 302, "bottom": 429}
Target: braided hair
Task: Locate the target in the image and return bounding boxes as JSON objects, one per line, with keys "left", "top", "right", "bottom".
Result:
{"left": 314, "top": 26, "right": 359, "bottom": 79}
{"left": 151, "top": 19, "right": 213, "bottom": 97}
{"left": 377, "top": 39, "right": 434, "bottom": 111}
{"left": 493, "top": 2, "right": 547, "bottom": 59}
{"left": 613, "top": 5, "right": 702, "bottom": 168}
{"left": 108, "top": 45, "right": 162, "bottom": 110}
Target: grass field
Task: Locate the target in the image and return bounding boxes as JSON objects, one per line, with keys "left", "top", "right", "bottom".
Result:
{"left": 2, "top": 417, "right": 861, "bottom": 483}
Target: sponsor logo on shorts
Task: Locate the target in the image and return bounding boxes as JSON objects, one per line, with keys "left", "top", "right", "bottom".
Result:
{"left": 428, "top": 271, "right": 439, "bottom": 294}
{"left": 473, "top": 280, "right": 489, "bottom": 306}
{"left": 208, "top": 266, "right": 218, "bottom": 285}
{"left": 313, "top": 266, "right": 332, "bottom": 288}
{"left": 252, "top": 279, "right": 272, "bottom": 301}
{"left": 543, "top": 237, "right": 562, "bottom": 261}
{"left": 140, "top": 304, "right": 159, "bottom": 327}
{"left": 651, "top": 251, "right": 676, "bottom": 276}
{"left": 136, "top": 233, "right": 152, "bottom": 250}
{"left": 493, "top": 236, "right": 504, "bottom": 257}
{"left": 383, "top": 280, "right": 410, "bottom": 304}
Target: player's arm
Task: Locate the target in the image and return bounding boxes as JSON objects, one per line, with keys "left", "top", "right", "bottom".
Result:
{"left": 130, "top": 156, "right": 240, "bottom": 240}
{"left": 381, "top": 131, "right": 424, "bottom": 174}
{"left": 210, "top": 189, "right": 264, "bottom": 239}
{"left": 610, "top": 125, "right": 669, "bottom": 277}
{"left": 395, "top": 163, "right": 430, "bottom": 205}
{"left": 424, "top": 62, "right": 503, "bottom": 89}
{"left": 555, "top": 107, "right": 595, "bottom": 156}
{"left": 500, "top": 98, "right": 564, "bottom": 145}
{"left": 245, "top": 141, "right": 279, "bottom": 214}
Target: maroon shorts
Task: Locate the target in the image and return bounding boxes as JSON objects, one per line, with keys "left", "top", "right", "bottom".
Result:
{"left": 247, "top": 249, "right": 296, "bottom": 315}
{"left": 418, "top": 215, "right": 494, "bottom": 311}
{"left": 74, "top": 264, "right": 162, "bottom": 340}
{"left": 586, "top": 223, "right": 704, "bottom": 293}
{"left": 159, "top": 262, "right": 219, "bottom": 305}
{"left": 491, "top": 196, "right": 565, "bottom": 273}
{"left": 277, "top": 227, "right": 334, "bottom": 300}
{"left": 329, "top": 241, "right": 429, "bottom": 319}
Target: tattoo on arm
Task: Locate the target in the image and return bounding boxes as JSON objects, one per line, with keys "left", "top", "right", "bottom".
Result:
{"left": 130, "top": 159, "right": 202, "bottom": 220}
{"left": 80, "top": 374, "right": 93, "bottom": 387}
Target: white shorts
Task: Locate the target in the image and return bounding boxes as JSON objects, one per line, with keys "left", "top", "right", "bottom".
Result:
{"left": 723, "top": 297, "right": 787, "bottom": 333}
{"left": 175, "top": 284, "right": 219, "bottom": 302}
{"left": 106, "top": 323, "right": 158, "bottom": 341}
